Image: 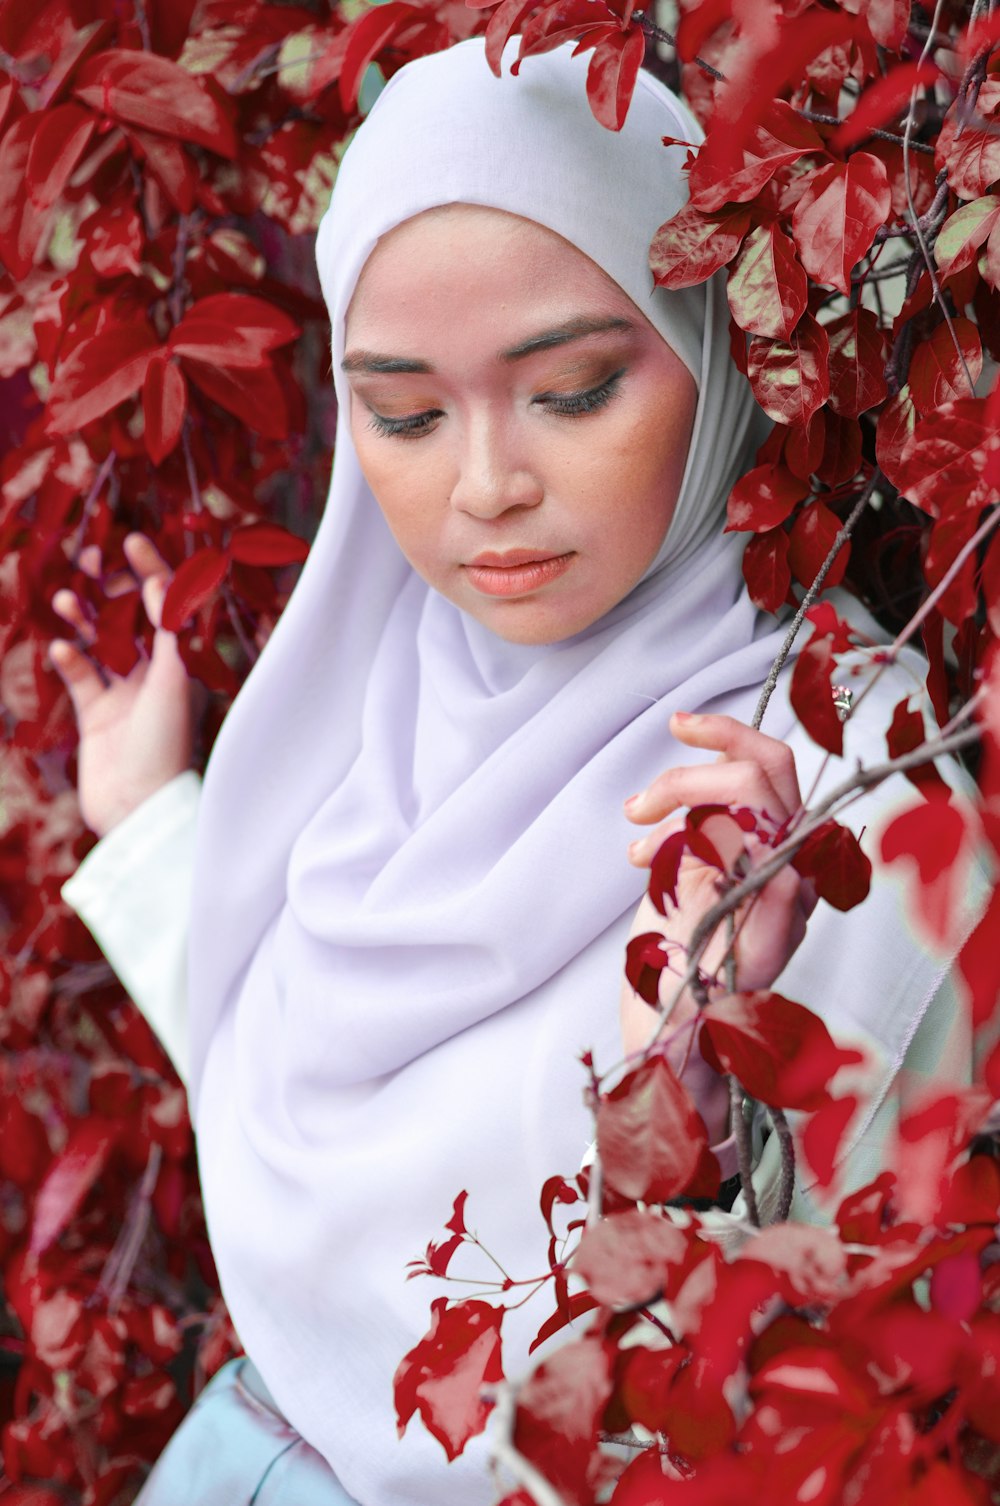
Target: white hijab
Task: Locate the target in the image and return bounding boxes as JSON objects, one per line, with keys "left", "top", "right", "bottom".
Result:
{"left": 186, "top": 38, "right": 954, "bottom": 1505}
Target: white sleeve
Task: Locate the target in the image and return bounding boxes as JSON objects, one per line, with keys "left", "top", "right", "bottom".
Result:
{"left": 60, "top": 771, "right": 201, "bottom": 1090}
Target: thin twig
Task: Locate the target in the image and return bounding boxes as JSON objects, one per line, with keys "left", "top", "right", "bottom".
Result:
{"left": 752, "top": 471, "right": 880, "bottom": 732}
{"left": 730, "top": 1076, "right": 759, "bottom": 1226}
{"left": 770, "top": 1108, "right": 796, "bottom": 1222}
{"left": 796, "top": 109, "right": 935, "bottom": 152}
{"left": 643, "top": 722, "right": 980, "bottom": 1056}
{"left": 635, "top": 13, "right": 726, "bottom": 81}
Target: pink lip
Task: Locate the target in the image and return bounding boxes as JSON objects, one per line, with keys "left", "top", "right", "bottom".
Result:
{"left": 463, "top": 551, "right": 575, "bottom": 598}
{"left": 467, "top": 549, "right": 565, "bottom": 568}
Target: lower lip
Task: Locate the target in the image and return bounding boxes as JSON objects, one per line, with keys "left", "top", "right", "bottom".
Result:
{"left": 464, "top": 553, "right": 575, "bottom": 597}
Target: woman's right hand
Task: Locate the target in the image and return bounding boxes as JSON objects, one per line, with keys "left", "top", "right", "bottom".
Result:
{"left": 49, "top": 534, "right": 203, "bottom": 839}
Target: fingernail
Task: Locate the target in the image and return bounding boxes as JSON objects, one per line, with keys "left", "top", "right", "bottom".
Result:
{"left": 624, "top": 790, "right": 647, "bottom": 810}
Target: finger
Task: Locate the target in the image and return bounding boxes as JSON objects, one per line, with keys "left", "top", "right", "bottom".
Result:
{"left": 51, "top": 589, "right": 96, "bottom": 645}
{"left": 124, "top": 532, "right": 172, "bottom": 583}
{"left": 627, "top": 812, "right": 684, "bottom": 868}
{"left": 142, "top": 573, "right": 171, "bottom": 632}
{"left": 48, "top": 641, "right": 109, "bottom": 718}
{"left": 78, "top": 545, "right": 103, "bottom": 578}
{"left": 668, "top": 712, "right": 802, "bottom": 812}
{"left": 626, "top": 760, "right": 787, "bottom": 830}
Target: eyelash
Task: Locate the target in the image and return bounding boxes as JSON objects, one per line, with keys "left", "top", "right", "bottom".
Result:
{"left": 365, "top": 368, "right": 626, "bottom": 440}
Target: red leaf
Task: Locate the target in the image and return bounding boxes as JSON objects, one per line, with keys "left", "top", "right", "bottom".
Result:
{"left": 725, "top": 462, "right": 808, "bottom": 532}
{"left": 830, "top": 60, "right": 938, "bottom": 152}
{"left": 393, "top": 1298, "right": 504, "bottom": 1461}
{"left": 747, "top": 316, "right": 830, "bottom": 426}
{"left": 584, "top": 26, "right": 645, "bottom": 133}
{"left": 936, "top": 81, "right": 1000, "bottom": 201}
{"left": 908, "top": 318, "right": 983, "bottom": 416}
{"left": 929, "top": 1249, "right": 983, "bottom": 1323}
{"left": 815, "top": 410, "right": 862, "bottom": 487}
{"left": 894, "top": 1089, "right": 990, "bottom": 1224}
{"left": 792, "top": 819, "right": 871, "bottom": 911}
{"left": 483, "top": 0, "right": 538, "bottom": 74}
{"left": 648, "top": 828, "right": 688, "bottom": 914}
{"left": 853, "top": 0, "right": 911, "bottom": 49}
{"left": 742, "top": 527, "right": 792, "bottom": 613}
{"left": 688, "top": 98, "right": 825, "bottom": 213}
{"left": 791, "top": 154, "right": 891, "bottom": 296}
{"left": 597, "top": 1055, "right": 718, "bottom": 1203}
{"left": 29, "top": 1121, "right": 117, "bottom": 1256}
{"left": 875, "top": 384, "right": 917, "bottom": 492}
{"left": 573, "top": 1208, "right": 690, "bottom": 1306}
{"left": 170, "top": 293, "right": 300, "bottom": 370}
{"left": 790, "top": 629, "right": 843, "bottom": 756}
{"left": 934, "top": 195, "right": 1000, "bottom": 281}
{"left": 784, "top": 414, "right": 825, "bottom": 480}
{"left": 826, "top": 306, "right": 888, "bottom": 418}
{"left": 516, "top": 0, "right": 618, "bottom": 58}
{"left": 700, "top": 990, "right": 863, "bottom": 1110}
{"left": 0, "top": 105, "right": 96, "bottom": 278}
{"left": 727, "top": 224, "right": 807, "bottom": 342}
{"left": 529, "top": 1290, "right": 600, "bottom": 1354}
{"left": 888, "top": 397, "right": 989, "bottom": 517}
{"left": 879, "top": 793, "right": 974, "bottom": 949}
{"left": 624, "top": 932, "right": 675, "bottom": 1005}
{"left": 339, "top": 3, "right": 423, "bottom": 111}
{"left": 618, "top": 1345, "right": 686, "bottom": 1434}
{"left": 649, "top": 203, "right": 750, "bottom": 290}
{"left": 24, "top": 101, "right": 96, "bottom": 211}
{"left": 143, "top": 354, "right": 187, "bottom": 466}
{"left": 184, "top": 360, "right": 289, "bottom": 439}
{"left": 124, "top": 125, "right": 198, "bottom": 214}
{"left": 886, "top": 696, "right": 949, "bottom": 797}
{"left": 787, "top": 499, "right": 850, "bottom": 591}
{"left": 925, "top": 509, "right": 981, "bottom": 626}
{"left": 73, "top": 49, "right": 237, "bottom": 158}
{"left": 161, "top": 546, "right": 228, "bottom": 632}
{"left": 227, "top": 522, "right": 310, "bottom": 568}
{"left": 45, "top": 321, "right": 160, "bottom": 435}
{"left": 513, "top": 1336, "right": 613, "bottom": 1505}
{"left": 958, "top": 885, "right": 1000, "bottom": 1028}
{"left": 799, "top": 1094, "right": 858, "bottom": 1188}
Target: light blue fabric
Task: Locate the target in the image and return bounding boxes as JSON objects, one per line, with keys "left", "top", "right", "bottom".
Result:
{"left": 133, "top": 1357, "right": 360, "bottom": 1505}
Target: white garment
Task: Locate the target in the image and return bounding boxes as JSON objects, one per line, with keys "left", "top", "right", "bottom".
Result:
{"left": 58, "top": 38, "right": 988, "bottom": 1506}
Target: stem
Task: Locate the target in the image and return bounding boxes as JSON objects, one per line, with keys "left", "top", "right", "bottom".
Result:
{"left": 634, "top": 13, "right": 726, "bottom": 81}
{"left": 644, "top": 722, "right": 980, "bottom": 1056}
{"left": 795, "top": 109, "right": 935, "bottom": 152}
{"left": 68, "top": 453, "right": 117, "bottom": 565}
{"left": 730, "top": 1076, "right": 759, "bottom": 1226}
{"left": 752, "top": 471, "right": 879, "bottom": 732}
{"left": 887, "top": 503, "right": 1000, "bottom": 661}
{"left": 490, "top": 1383, "right": 570, "bottom": 1506}
{"left": 770, "top": 1108, "right": 796, "bottom": 1222}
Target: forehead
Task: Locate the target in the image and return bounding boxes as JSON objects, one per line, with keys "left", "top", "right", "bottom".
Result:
{"left": 344, "top": 204, "right": 645, "bottom": 341}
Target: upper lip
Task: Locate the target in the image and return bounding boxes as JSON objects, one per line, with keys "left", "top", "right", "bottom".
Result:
{"left": 466, "top": 549, "right": 569, "bottom": 568}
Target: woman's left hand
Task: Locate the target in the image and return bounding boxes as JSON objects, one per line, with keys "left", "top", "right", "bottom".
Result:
{"left": 619, "top": 712, "right": 818, "bottom": 1135}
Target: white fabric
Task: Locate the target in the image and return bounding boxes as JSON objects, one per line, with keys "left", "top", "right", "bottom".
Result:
{"left": 136, "top": 38, "right": 970, "bottom": 1506}
{"left": 59, "top": 770, "right": 201, "bottom": 1084}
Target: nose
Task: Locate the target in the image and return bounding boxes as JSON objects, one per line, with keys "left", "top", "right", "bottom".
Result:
{"left": 449, "top": 414, "right": 543, "bottom": 519}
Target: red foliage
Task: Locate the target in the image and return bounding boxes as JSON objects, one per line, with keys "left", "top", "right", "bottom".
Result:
{"left": 5, "top": 0, "right": 1000, "bottom": 1500}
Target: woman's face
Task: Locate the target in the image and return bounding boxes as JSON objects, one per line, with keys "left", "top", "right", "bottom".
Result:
{"left": 343, "top": 206, "right": 698, "bottom": 645}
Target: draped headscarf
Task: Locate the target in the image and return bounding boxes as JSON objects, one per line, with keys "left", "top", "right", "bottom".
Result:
{"left": 186, "top": 37, "right": 954, "bottom": 1506}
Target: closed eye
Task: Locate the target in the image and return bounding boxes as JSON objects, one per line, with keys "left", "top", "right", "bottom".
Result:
{"left": 365, "top": 407, "right": 444, "bottom": 439}
{"left": 534, "top": 367, "right": 626, "bottom": 417}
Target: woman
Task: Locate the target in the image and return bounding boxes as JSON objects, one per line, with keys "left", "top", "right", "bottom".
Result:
{"left": 50, "top": 34, "right": 977, "bottom": 1506}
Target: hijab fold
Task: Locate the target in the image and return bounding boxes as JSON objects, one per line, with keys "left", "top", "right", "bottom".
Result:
{"left": 186, "top": 40, "right": 949, "bottom": 1506}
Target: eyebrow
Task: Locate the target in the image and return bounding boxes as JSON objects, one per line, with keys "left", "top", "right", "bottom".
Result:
{"left": 341, "top": 316, "right": 635, "bottom": 375}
